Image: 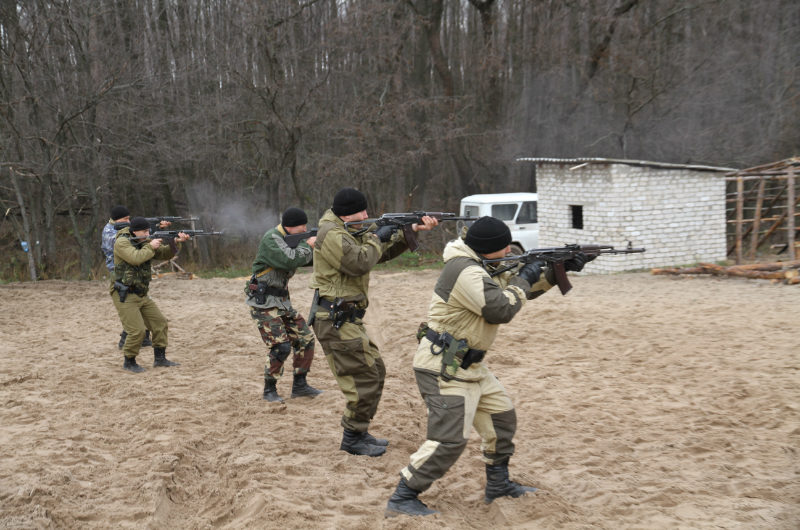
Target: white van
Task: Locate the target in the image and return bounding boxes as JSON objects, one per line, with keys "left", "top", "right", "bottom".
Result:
{"left": 459, "top": 192, "right": 539, "bottom": 254}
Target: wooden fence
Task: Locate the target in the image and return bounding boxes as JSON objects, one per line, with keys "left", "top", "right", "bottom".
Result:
{"left": 726, "top": 158, "right": 799, "bottom": 263}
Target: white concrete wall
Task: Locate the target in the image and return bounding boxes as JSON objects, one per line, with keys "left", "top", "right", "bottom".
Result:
{"left": 537, "top": 163, "right": 727, "bottom": 273}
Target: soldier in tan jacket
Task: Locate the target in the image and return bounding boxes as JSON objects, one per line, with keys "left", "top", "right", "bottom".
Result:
{"left": 111, "top": 216, "right": 190, "bottom": 373}
{"left": 310, "top": 187, "right": 439, "bottom": 457}
{"left": 385, "top": 216, "right": 590, "bottom": 516}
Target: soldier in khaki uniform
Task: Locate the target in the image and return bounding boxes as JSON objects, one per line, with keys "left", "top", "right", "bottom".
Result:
{"left": 246, "top": 207, "right": 322, "bottom": 403}
{"left": 111, "top": 216, "right": 189, "bottom": 373}
{"left": 385, "top": 216, "right": 591, "bottom": 516}
{"left": 311, "top": 187, "right": 439, "bottom": 457}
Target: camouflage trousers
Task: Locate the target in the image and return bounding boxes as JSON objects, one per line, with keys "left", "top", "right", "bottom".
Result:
{"left": 250, "top": 306, "right": 315, "bottom": 379}
{"left": 312, "top": 315, "right": 385, "bottom": 432}
{"left": 399, "top": 366, "right": 516, "bottom": 493}
{"left": 111, "top": 290, "right": 168, "bottom": 359}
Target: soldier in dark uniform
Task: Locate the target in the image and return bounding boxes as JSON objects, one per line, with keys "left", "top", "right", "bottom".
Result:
{"left": 111, "top": 216, "right": 189, "bottom": 373}
{"left": 246, "top": 207, "right": 322, "bottom": 403}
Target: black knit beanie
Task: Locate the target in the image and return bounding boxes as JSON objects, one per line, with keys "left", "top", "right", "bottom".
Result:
{"left": 281, "top": 207, "right": 308, "bottom": 228}
{"left": 332, "top": 187, "right": 368, "bottom": 216}
{"left": 464, "top": 216, "right": 512, "bottom": 254}
{"left": 110, "top": 205, "right": 130, "bottom": 221}
{"left": 129, "top": 216, "right": 150, "bottom": 232}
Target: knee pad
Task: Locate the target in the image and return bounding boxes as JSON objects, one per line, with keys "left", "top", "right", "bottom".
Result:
{"left": 270, "top": 342, "right": 293, "bottom": 362}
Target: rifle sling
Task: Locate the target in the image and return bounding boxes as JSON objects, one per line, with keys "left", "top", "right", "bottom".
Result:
{"left": 255, "top": 267, "right": 273, "bottom": 278}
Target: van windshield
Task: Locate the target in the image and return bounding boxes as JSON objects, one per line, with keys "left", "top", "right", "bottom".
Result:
{"left": 491, "top": 203, "right": 518, "bottom": 220}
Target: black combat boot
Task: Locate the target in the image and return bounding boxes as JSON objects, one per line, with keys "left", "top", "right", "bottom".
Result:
{"left": 141, "top": 330, "right": 153, "bottom": 347}
{"left": 385, "top": 478, "right": 438, "bottom": 517}
{"left": 123, "top": 356, "right": 145, "bottom": 373}
{"left": 362, "top": 432, "right": 389, "bottom": 447}
{"left": 484, "top": 460, "right": 537, "bottom": 503}
{"left": 290, "top": 372, "right": 323, "bottom": 398}
{"left": 340, "top": 429, "right": 386, "bottom": 457}
{"left": 153, "top": 347, "right": 179, "bottom": 367}
{"left": 263, "top": 377, "right": 284, "bottom": 403}
{"left": 118, "top": 330, "right": 128, "bottom": 349}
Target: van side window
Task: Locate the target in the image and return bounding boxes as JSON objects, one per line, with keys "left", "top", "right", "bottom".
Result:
{"left": 491, "top": 203, "right": 518, "bottom": 220}
{"left": 464, "top": 205, "right": 479, "bottom": 217}
{"left": 516, "top": 201, "right": 537, "bottom": 224}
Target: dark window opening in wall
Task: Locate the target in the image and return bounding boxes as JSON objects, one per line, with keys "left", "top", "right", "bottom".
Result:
{"left": 570, "top": 205, "right": 584, "bottom": 229}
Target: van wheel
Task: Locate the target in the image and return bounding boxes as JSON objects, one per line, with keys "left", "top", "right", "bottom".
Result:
{"left": 509, "top": 243, "right": 524, "bottom": 256}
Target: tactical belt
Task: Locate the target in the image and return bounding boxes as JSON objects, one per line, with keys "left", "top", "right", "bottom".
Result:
{"left": 317, "top": 298, "right": 366, "bottom": 319}
{"left": 424, "top": 329, "right": 486, "bottom": 365}
{"left": 259, "top": 284, "right": 289, "bottom": 298}
{"left": 114, "top": 282, "right": 146, "bottom": 296}
{"left": 318, "top": 298, "right": 366, "bottom": 329}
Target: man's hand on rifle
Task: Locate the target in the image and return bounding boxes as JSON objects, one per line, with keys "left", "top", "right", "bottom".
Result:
{"left": 564, "top": 252, "right": 591, "bottom": 272}
{"left": 411, "top": 215, "right": 439, "bottom": 232}
{"left": 374, "top": 225, "right": 395, "bottom": 242}
{"left": 158, "top": 220, "right": 172, "bottom": 229}
{"left": 305, "top": 236, "right": 317, "bottom": 248}
{"left": 516, "top": 261, "right": 544, "bottom": 285}
{"left": 175, "top": 231, "right": 191, "bottom": 243}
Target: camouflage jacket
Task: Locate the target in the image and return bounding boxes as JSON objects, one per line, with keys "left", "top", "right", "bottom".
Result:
{"left": 101, "top": 219, "right": 118, "bottom": 271}
{"left": 412, "top": 237, "right": 554, "bottom": 381}
{"left": 246, "top": 224, "right": 313, "bottom": 311}
{"left": 110, "top": 226, "right": 178, "bottom": 296}
{"left": 310, "top": 209, "right": 408, "bottom": 308}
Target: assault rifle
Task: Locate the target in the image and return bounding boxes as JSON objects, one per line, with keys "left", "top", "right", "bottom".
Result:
{"left": 483, "top": 243, "right": 646, "bottom": 295}
{"left": 131, "top": 229, "right": 223, "bottom": 241}
{"left": 145, "top": 216, "right": 200, "bottom": 224}
{"left": 284, "top": 228, "right": 318, "bottom": 249}
{"left": 345, "top": 212, "right": 478, "bottom": 251}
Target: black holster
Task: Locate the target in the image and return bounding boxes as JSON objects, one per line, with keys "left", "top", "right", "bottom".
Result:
{"left": 114, "top": 281, "right": 130, "bottom": 303}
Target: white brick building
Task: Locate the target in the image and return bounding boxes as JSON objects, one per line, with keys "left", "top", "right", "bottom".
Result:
{"left": 516, "top": 158, "right": 735, "bottom": 273}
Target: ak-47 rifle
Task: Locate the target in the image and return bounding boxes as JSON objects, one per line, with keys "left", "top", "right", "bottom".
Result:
{"left": 483, "top": 243, "right": 646, "bottom": 295}
{"left": 284, "top": 228, "right": 318, "bottom": 249}
{"left": 145, "top": 216, "right": 200, "bottom": 224}
{"left": 131, "top": 229, "right": 224, "bottom": 241}
{"left": 345, "top": 211, "right": 478, "bottom": 251}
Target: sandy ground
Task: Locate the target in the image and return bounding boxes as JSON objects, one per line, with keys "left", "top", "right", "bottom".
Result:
{"left": 0, "top": 269, "right": 798, "bottom": 529}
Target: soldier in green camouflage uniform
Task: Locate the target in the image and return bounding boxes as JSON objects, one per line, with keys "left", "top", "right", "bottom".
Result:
{"left": 310, "top": 188, "right": 439, "bottom": 457}
{"left": 385, "top": 217, "right": 591, "bottom": 516}
{"left": 111, "top": 216, "right": 189, "bottom": 373}
{"left": 246, "top": 207, "right": 322, "bottom": 403}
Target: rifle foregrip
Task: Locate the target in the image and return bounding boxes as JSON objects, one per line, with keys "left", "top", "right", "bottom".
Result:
{"left": 553, "top": 262, "right": 572, "bottom": 295}
{"left": 402, "top": 224, "right": 418, "bottom": 252}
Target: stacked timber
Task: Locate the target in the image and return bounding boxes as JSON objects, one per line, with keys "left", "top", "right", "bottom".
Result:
{"left": 652, "top": 260, "right": 800, "bottom": 285}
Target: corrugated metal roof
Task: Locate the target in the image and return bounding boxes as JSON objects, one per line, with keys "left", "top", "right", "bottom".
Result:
{"left": 516, "top": 157, "right": 736, "bottom": 173}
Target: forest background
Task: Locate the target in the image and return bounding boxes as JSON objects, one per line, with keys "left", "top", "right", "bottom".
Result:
{"left": 1, "top": 0, "right": 798, "bottom": 281}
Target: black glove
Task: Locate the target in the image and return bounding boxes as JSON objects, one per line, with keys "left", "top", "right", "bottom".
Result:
{"left": 516, "top": 261, "right": 543, "bottom": 285}
{"left": 374, "top": 225, "right": 395, "bottom": 242}
{"left": 564, "top": 252, "right": 589, "bottom": 272}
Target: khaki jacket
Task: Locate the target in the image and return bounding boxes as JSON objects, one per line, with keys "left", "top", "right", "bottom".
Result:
{"left": 110, "top": 227, "right": 178, "bottom": 295}
{"left": 413, "top": 237, "right": 554, "bottom": 381}
{"left": 310, "top": 209, "right": 408, "bottom": 308}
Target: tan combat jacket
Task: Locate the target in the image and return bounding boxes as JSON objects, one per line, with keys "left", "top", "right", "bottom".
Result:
{"left": 310, "top": 209, "right": 408, "bottom": 308}
{"left": 413, "top": 237, "right": 554, "bottom": 381}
